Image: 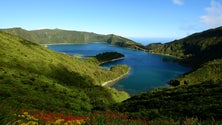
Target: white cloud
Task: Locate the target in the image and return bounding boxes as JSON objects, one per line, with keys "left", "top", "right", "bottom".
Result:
{"left": 200, "top": 0, "right": 222, "bottom": 28}
{"left": 172, "top": 0, "right": 184, "bottom": 5}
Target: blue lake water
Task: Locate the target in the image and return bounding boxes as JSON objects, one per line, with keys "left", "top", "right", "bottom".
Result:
{"left": 48, "top": 43, "right": 190, "bottom": 95}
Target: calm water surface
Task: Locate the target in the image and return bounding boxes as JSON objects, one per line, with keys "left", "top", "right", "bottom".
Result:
{"left": 48, "top": 43, "right": 190, "bottom": 95}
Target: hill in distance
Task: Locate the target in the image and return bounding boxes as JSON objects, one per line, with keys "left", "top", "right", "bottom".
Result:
{"left": 146, "top": 26, "right": 222, "bottom": 67}
{"left": 1, "top": 27, "right": 146, "bottom": 50}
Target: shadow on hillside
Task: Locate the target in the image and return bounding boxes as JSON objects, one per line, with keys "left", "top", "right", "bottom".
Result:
{"left": 50, "top": 64, "right": 115, "bottom": 110}
{"left": 49, "top": 64, "right": 94, "bottom": 88}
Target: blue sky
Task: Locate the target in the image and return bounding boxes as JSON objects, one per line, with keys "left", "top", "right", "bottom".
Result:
{"left": 1, "top": 0, "right": 222, "bottom": 40}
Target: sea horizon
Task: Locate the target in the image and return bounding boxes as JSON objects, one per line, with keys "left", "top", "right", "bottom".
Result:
{"left": 129, "top": 37, "right": 176, "bottom": 45}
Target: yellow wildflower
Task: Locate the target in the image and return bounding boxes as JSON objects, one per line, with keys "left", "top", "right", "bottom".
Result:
{"left": 23, "top": 112, "right": 29, "bottom": 116}
{"left": 55, "top": 118, "right": 65, "bottom": 124}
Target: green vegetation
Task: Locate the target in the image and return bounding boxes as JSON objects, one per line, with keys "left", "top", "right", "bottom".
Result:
{"left": 1, "top": 27, "right": 145, "bottom": 50}
{"left": 95, "top": 51, "right": 125, "bottom": 64}
{"left": 174, "top": 59, "right": 222, "bottom": 85}
{"left": 1, "top": 26, "right": 222, "bottom": 124}
{"left": 0, "top": 31, "right": 130, "bottom": 124}
{"left": 114, "top": 81, "right": 222, "bottom": 124}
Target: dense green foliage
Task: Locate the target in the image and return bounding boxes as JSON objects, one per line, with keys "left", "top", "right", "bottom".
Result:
{"left": 1, "top": 28, "right": 145, "bottom": 50}
{"left": 114, "top": 81, "right": 222, "bottom": 122}
{"left": 0, "top": 31, "right": 130, "bottom": 124}
{"left": 95, "top": 52, "right": 125, "bottom": 63}
{"left": 175, "top": 59, "right": 222, "bottom": 85}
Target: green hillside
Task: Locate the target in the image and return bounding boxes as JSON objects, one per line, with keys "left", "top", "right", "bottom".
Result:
{"left": 1, "top": 28, "right": 145, "bottom": 50}
{"left": 174, "top": 59, "right": 222, "bottom": 85}
{"left": 114, "top": 81, "right": 222, "bottom": 122}
{"left": 146, "top": 26, "right": 222, "bottom": 67}
{"left": 0, "top": 31, "right": 130, "bottom": 123}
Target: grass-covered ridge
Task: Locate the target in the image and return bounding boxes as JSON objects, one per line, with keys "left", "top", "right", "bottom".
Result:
{"left": 146, "top": 26, "right": 222, "bottom": 67}
{"left": 0, "top": 31, "right": 130, "bottom": 123}
{"left": 1, "top": 27, "right": 146, "bottom": 50}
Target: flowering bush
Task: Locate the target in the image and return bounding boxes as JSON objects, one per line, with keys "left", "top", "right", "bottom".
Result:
{"left": 15, "top": 109, "right": 212, "bottom": 125}
{"left": 16, "top": 109, "right": 86, "bottom": 125}
{"left": 16, "top": 109, "right": 150, "bottom": 125}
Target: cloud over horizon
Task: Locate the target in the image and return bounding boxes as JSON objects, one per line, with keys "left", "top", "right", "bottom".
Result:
{"left": 172, "top": 0, "right": 184, "bottom": 5}
{"left": 200, "top": 0, "right": 222, "bottom": 28}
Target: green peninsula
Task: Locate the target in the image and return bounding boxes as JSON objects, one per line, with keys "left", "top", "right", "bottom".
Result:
{"left": 95, "top": 52, "right": 125, "bottom": 64}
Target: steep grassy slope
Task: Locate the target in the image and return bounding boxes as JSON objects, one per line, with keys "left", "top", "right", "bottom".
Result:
{"left": 0, "top": 31, "right": 130, "bottom": 123}
{"left": 1, "top": 28, "right": 145, "bottom": 50}
{"left": 114, "top": 81, "right": 222, "bottom": 121}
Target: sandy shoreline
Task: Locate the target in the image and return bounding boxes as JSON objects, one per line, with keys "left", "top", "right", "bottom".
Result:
{"left": 101, "top": 69, "right": 130, "bottom": 86}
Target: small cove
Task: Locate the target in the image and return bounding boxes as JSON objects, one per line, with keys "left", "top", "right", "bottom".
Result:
{"left": 48, "top": 43, "right": 191, "bottom": 95}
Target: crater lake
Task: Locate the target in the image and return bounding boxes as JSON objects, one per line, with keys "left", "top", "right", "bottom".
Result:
{"left": 48, "top": 43, "right": 190, "bottom": 95}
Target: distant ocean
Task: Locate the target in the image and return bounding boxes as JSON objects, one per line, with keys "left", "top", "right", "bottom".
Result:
{"left": 129, "top": 37, "right": 175, "bottom": 45}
